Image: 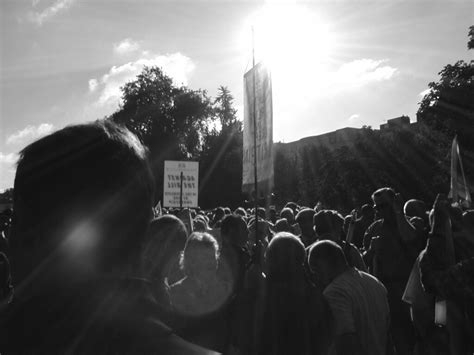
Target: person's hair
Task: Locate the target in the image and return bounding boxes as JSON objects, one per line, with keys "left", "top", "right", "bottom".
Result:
{"left": 308, "top": 240, "right": 348, "bottom": 273}
{"left": 360, "top": 204, "right": 374, "bottom": 218}
{"left": 234, "top": 207, "right": 247, "bottom": 217}
{"left": 142, "top": 215, "right": 187, "bottom": 279}
{"left": 274, "top": 218, "right": 291, "bottom": 233}
{"left": 180, "top": 232, "right": 219, "bottom": 275}
{"left": 295, "top": 208, "right": 315, "bottom": 225}
{"left": 404, "top": 199, "right": 428, "bottom": 219}
{"left": 11, "top": 120, "right": 154, "bottom": 274}
{"left": 313, "top": 210, "right": 344, "bottom": 236}
{"left": 257, "top": 207, "right": 266, "bottom": 219}
{"left": 372, "top": 187, "right": 396, "bottom": 202}
{"left": 221, "top": 214, "right": 248, "bottom": 245}
{"left": 280, "top": 207, "right": 295, "bottom": 224}
{"left": 265, "top": 232, "right": 305, "bottom": 281}
{"left": 284, "top": 202, "right": 298, "bottom": 214}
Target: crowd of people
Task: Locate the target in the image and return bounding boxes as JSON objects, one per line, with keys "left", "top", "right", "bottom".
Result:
{"left": 0, "top": 120, "right": 473, "bottom": 354}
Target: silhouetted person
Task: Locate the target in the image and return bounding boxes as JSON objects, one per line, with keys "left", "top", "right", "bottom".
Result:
{"left": 141, "top": 214, "right": 188, "bottom": 322}
{"left": 313, "top": 210, "right": 367, "bottom": 272}
{"left": 353, "top": 204, "right": 374, "bottom": 249}
{"left": 259, "top": 232, "right": 333, "bottom": 355}
{"left": 295, "top": 208, "right": 316, "bottom": 247}
{"left": 364, "top": 187, "right": 418, "bottom": 355}
{"left": 0, "top": 121, "right": 216, "bottom": 354}
{"left": 169, "top": 232, "right": 231, "bottom": 352}
{"left": 309, "top": 240, "right": 394, "bottom": 355}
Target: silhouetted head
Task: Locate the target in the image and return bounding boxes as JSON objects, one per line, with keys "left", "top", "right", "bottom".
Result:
{"left": 180, "top": 232, "right": 219, "bottom": 281}
{"left": 313, "top": 210, "right": 344, "bottom": 241}
{"left": 360, "top": 204, "right": 374, "bottom": 220}
{"left": 221, "top": 214, "right": 248, "bottom": 248}
{"left": 234, "top": 207, "right": 247, "bottom": 218}
{"left": 295, "top": 208, "right": 315, "bottom": 236}
{"left": 280, "top": 207, "right": 295, "bottom": 225}
{"left": 10, "top": 120, "right": 154, "bottom": 286}
{"left": 284, "top": 202, "right": 298, "bottom": 215}
{"left": 372, "top": 187, "right": 396, "bottom": 222}
{"left": 265, "top": 232, "right": 305, "bottom": 282}
{"left": 274, "top": 218, "right": 291, "bottom": 233}
{"left": 308, "top": 240, "right": 348, "bottom": 289}
{"left": 404, "top": 199, "right": 428, "bottom": 226}
{"left": 142, "top": 215, "right": 187, "bottom": 282}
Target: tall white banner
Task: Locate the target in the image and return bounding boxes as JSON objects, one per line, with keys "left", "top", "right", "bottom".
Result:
{"left": 242, "top": 63, "right": 273, "bottom": 194}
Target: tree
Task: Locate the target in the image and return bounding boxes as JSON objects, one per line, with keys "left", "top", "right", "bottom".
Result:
{"left": 214, "top": 86, "right": 238, "bottom": 129}
{"left": 417, "top": 26, "right": 474, "bottom": 150}
{"left": 199, "top": 87, "right": 244, "bottom": 209}
{"left": 110, "top": 66, "right": 214, "bottom": 201}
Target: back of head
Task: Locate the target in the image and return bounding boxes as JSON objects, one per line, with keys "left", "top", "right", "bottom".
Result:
{"left": 220, "top": 214, "right": 248, "bottom": 247}
{"left": 142, "top": 215, "right": 187, "bottom": 279}
{"left": 404, "top": 199, "right": 428, "bottom": 219}
{"left": 265, "top": 232, "right": 305, "bottom": 281}
{"left": 180, "top": 232, "right": 219, "bottom": 278}
{"left": 11, "top": 120, "right": 154, "bottom": 283}
{"left": 372, "top": 187, "right": 396, "bottom": 203}
{"left": 308, "top": 240, "right": 348, "bottom": 286}
{"left": 234, "top": 207, "right": 247, "bottom": 218}
{"left": 313, "top": 210, "right": 344, "bottom": 238}
{"left": 284, "top": 202, "right": 298, "bottom": 214}
{"left": 274, "top": 218, "right": 291, "bottom": 233}
{"left": 360, "top": 204, "right": 374, "bottom": 220}
{"left": 280, "top": 207, "right": 295, "bottom": 224}
{"left": 295, "top": 208, "right": 315, "bottom": 227}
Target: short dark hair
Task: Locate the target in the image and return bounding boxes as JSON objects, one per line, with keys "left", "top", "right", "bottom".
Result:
{"left": 11, "top": 120, "right": 154, "bottom": 275}
{"left": 313, "top": 210, "right": 344, "bottom": 236}
{"left": 308, "top": 240, "right": 347, "bottom": 273}
{"left": 295, "top": 208, "right": 315, "bottom": 225}
{"left": 372, "top": 187, "right": 395, "bottom": 202}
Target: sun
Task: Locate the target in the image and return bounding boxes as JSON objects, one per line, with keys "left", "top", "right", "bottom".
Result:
{"left": 239, "top": 2, "right": 336, "bottom": 141}
{"left": 243, "top": 3, "right": 335, "bottom": 78}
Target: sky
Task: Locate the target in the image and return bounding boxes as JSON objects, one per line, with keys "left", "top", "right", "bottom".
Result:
{"left": 1, "top": 0, "right": 473, "bottom": 191}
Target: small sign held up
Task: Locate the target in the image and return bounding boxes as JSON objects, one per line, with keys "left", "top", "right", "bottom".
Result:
{"left": 163, "top": 161, "right": 199, "bottom": 208}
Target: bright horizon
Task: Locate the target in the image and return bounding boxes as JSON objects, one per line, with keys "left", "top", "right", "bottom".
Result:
{"left": 1, "top": 0, "right": 473, "bottom": 191}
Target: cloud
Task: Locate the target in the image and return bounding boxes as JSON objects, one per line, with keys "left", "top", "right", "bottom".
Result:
{"left": 0, "top": 153, "right": 17, "bottom": 192}
{"left": 91, "top": 52, "right": 195, "bottom": 107}
{"left": 419, "top": 88, "right": 431, "bottom": 97}
{"left": 7, "top": 123, "right": 54, "bottom": 146}
{"left": 114, "top": 39, "right": 140, "bottom": 55}
{"left": 88, "top": 79, "right": 98, "bottom": 92}
{"left": 348, "top": 114, "right": 360, "bottom": 121}
{"left": 28, "top": 0, "right": 74, "bottom": 25}
{"left": 0, "top": 153, "right": 17, "bottom": 165}
{"left": 334, "top": 59, "right": 397, "bottom": 87}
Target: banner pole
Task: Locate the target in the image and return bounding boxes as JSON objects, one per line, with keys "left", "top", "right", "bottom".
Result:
{"left": 180, "top": 171, "right": 184, "bottom": 209}
{"left": 251, "top": 26, "right": 260, "bottom": 254}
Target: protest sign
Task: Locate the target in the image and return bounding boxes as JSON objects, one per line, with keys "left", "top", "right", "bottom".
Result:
{"left": 163, "top": 161, "right": 199, "bottom": 208}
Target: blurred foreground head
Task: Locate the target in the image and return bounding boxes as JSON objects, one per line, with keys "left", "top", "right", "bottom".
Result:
{"left": 10, "top": 120, "right": 154, "bottom": 285}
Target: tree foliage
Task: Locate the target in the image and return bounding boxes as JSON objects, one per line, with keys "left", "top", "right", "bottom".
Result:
{"left": 110, "top": 66, "right": 214, "bottom": 201}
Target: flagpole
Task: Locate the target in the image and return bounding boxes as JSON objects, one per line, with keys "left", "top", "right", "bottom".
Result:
{"left": 251, "top": 26, "right": 260, "bottom": 258}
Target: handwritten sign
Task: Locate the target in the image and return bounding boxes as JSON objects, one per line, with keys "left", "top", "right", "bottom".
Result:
{"left": 163, "top": 161, "right": 199, "bottom": 208}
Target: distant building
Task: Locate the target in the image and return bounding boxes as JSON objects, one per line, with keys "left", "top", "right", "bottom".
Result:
{"left": 379, "top": 115, "right": 411, "bottom": 130}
